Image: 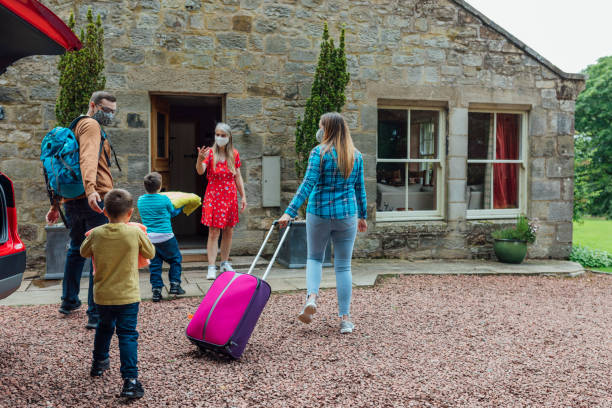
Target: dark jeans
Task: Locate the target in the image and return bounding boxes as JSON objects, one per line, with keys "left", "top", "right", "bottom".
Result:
{"left": 93, "top": 302, "right": 139, "bottom": 379}
{"left": 62, "top": 198, "right": 107, "bottom": 317}
{"left": 149, "top": 236, "right": 182, "bottom": 289}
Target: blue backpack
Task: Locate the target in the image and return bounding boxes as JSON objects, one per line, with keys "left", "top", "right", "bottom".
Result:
{"left": 40, "top": 116, "right": 120, "bottom": 202}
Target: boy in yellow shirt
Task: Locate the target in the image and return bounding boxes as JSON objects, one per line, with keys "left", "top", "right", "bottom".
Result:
{"left": 80, "top": 189, "right": 155, "bottom": 399}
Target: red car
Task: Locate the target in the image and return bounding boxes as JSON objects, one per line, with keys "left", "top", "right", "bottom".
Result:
{"left": 0, "top": 0, "right": 81, "bottom": 300}
{"left": 0, "top": 172, "right": 26, "bottom": 299}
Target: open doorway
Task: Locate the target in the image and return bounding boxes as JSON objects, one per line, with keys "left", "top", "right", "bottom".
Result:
{"left": 150, "top": 94, "right": 223, "bottom": 247}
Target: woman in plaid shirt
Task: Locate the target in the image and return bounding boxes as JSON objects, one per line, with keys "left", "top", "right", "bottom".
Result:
{"left": 279, "top": 112, "right": 367, "bottom": 334}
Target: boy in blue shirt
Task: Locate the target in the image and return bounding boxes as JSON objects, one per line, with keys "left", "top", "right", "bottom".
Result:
{"left": 137, "top": 172, "right": 185, "bottom": 302}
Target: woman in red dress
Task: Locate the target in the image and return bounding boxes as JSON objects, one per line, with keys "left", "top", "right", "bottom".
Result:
{"left": 195, "top": 123, "right": 247, "bottom": 279}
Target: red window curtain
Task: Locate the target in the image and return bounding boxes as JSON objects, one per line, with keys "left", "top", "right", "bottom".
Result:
{"left": 493, "top": 114, "right": 519, "bottom": 209}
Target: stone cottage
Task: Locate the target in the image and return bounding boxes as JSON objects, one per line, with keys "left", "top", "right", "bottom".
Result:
{"left": 0, "top": 0, "right": 584, "bottom": 267}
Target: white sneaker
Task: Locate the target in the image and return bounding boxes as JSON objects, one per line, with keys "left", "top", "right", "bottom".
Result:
{"left": 220, "top": 261, "right": 234, "bottom": 272}
{"left": 207, "top": 266, "right": 217, "bottom": 280}
{"left": 340, "top": 320, "right": 355, "bottom": 334}
{"left": 298, "top": 296, "right": 317, "bottom": 324}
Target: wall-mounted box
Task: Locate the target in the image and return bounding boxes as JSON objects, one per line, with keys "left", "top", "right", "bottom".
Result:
{"left": 262, "top": 156, "right": 280, "bottom": 207}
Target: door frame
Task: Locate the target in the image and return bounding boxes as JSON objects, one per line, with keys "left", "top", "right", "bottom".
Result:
{"left": 149, "top": 92, "right": 226, "bottom": 190}
{"left": 150, "top": 95, "right": 170, "bottom": 189}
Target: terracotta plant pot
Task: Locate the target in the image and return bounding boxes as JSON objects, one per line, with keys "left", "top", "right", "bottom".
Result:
{"left": 493, "top": 239, "right": 527, "bottom": 264}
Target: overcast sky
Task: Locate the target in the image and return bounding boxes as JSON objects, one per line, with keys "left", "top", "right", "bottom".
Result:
{"left": 465, "top": 0, "right": 612, "bottom": 73}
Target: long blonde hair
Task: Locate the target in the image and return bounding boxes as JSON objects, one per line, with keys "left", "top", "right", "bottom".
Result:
{"left": 319, "top": 112, "right": 355, "bottom": 178}
{"left": 212, "top": 122, "right": 236, "bottom": 175}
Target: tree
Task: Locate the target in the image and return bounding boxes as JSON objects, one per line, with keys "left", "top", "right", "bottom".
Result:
{"left": 294, "top": 23, "right": 350, "bottom": 178}
{"left": 575, "top": 56, "right": 612, "bottom": 218}
{"left": 573, "top": 134, "right": 595, "bottom": 221}
{"left": 55, "top": 9, "right": 105, "bottom": 127}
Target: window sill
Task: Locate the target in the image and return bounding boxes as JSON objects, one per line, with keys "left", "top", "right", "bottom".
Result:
{"left": 466, "top": 209, "right": 521, "bottom": 220}
{"left": 375, "top": 211, "right": 444, "bottom": 222}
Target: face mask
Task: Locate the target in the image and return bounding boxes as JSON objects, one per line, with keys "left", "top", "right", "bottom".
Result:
{"left": 92, "top": 109, "right": 114, "bottom": 126}
{"left": 215, "top": 136, "right": 229, "bottom": 147}
{"left": 316, "top": 128, "right": 324, "bottom": 142}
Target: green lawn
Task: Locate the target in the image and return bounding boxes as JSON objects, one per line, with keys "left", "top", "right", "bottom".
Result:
{"left": 573, "top": 218, "right": 612, "bottom": 253}
{"left": 573, "top": 218, "right": 612, "bottom": 273}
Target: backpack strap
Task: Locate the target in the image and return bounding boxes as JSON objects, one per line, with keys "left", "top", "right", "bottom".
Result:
{"left": 42, "top": 165, "right": 70, "bottom": 228}
{"left": 70, "top": 116, "right": 105, "bottom": 163}
{"left": 71, "top": 116, "right": 122, "bottom": 172}
{"left": 100, "top": 130, "right": 122, "bottom": 172}
{"left": 68, "top": 115, "right": 89, "bottom": 130}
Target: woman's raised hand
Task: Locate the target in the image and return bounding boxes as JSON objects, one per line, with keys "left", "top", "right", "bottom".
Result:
{"left": 197, "top": 146, "right": 210, "bottom": 162}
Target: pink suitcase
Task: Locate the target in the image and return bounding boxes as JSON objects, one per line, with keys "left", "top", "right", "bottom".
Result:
{"left": 186, "top": 221, "right": 292, "bottom": 359}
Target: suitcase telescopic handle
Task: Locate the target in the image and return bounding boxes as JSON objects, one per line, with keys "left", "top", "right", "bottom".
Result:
{"left": 247, "top": 220, "right": 293, "bottom": 281}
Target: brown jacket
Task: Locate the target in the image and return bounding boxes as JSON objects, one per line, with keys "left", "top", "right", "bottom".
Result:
{"left": 74, "top": 117, "right": 113, "bottom": 198}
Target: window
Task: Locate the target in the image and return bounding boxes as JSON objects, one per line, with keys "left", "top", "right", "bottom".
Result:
{"left": 156, "top": 112, "right": 167, "bottom": 158}
{"left": 467, "top": 111, "right": 528, "bottom": 218}
{"left": 376, "top": 107, "right": 445, "bottom": 219}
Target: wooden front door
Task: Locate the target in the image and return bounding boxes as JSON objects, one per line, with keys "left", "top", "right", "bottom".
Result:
{"left": 150, "top": 96, "right": 170, "bottom": 190}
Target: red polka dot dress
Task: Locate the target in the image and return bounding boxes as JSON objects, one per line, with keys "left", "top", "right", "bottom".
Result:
{"left": 201, "top": 149, "right": 241, "bottom": 229}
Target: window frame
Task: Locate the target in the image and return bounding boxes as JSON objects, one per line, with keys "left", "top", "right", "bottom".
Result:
{"left": 466, "top": 110, "right": 529, "bottom": 220}
{"left": 376, "top": 106, "right": 446, "bottom": 221}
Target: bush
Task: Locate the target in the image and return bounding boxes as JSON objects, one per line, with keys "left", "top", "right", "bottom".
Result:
{"left": 569, "top": 245, "right": 612, "bottom": 268}
{"left": 55, "top": 9, "right": 105, "bottom": 127}
{"left": 294, "top": 23, "right": 349, "bottom": 178}
{"left": 491, "top": 215, "right": 538, "bottom": 244}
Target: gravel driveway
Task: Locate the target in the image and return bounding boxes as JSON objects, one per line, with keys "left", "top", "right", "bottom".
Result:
{"left": 1, "top": 274, "right": 610, "bottom": 407}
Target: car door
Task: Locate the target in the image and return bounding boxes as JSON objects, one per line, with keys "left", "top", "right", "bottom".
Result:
{"left": 0, "top": 172, "right": 26, "bottom": 300}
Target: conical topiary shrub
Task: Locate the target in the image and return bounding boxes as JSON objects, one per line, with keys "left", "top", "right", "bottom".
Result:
{"left": 55, "top": 9, "right": 105, "bottom": 127}
{"left": 294, "top": 23, "right": 350, "bottom": 178}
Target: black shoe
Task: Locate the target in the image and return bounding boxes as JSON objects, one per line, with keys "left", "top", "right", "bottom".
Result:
{"left": 120, "top": 378, "right": 144, "bottom": 399}
{"left": 58, "top": 300, "right": 82, "bottom": 315}
{"left": 90, "top": 357, "right": 110, "bottom": 377}
{"left": 85, "top": 314, "right": 99, "bottom": 330}
{"left": 169, "top": 283, "right": 186, "bottom": 296}
{"left": 152, "top": 288, "right": 163, "bottom": 302}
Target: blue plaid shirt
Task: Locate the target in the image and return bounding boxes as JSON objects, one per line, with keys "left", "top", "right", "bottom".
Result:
{"left": 286, "top": 145, "right": 367, "bottom": 219}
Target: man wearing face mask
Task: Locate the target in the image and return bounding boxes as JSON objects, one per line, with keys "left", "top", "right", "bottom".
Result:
{"left": 46, "top": 91, "right": 118, "bottom": 329}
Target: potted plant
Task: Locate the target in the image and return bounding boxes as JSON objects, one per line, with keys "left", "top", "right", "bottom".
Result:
{"left": 277, "top": 23, "right": 349, "bottom": 268}
{"left": 491, "top": 215, "right": 538, "bottom": 264}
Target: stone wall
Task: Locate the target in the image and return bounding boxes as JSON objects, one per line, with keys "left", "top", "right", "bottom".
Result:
{"left": 0, "top": 0, "right": 583, "bottom": 267}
